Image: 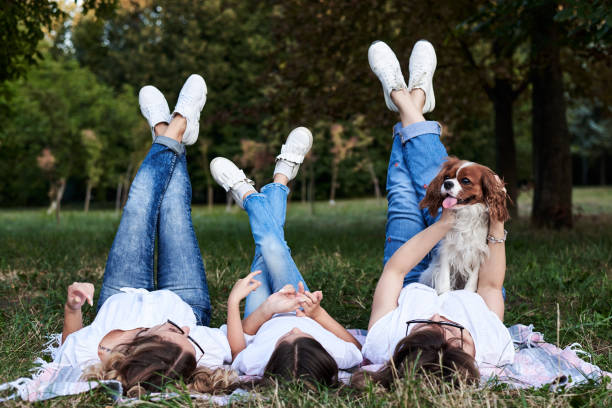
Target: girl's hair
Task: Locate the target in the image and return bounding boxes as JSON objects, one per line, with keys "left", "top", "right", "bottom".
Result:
{"left": 351, "top": 328, "right": 479, "bottom": 389}
{"left": 263, "top": 337, "right": 339, "bottom": 388}
{"left": 82, "top": 334, "right": 236, "bottom": 396}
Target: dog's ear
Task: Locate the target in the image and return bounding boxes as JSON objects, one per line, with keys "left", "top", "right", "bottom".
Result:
{"left": 482, "top": 170, "right": 510, "bottom": 222}
{"left": 420, "top": 157, "right": 457, "bottom": 217}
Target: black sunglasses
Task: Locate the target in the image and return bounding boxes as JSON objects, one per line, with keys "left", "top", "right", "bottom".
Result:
{"left": 166, "top": 320, "right": 205, "bottom": 360}
{"left": 406, "top": 319, "right": 465, "bottom": 349}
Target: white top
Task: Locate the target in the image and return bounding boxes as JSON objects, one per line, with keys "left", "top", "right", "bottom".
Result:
{"left": 362, "top": 283, "right": 514, "bottom": 367}
{"left": 56, "top": 289, "right": 231, "bottom": 369}
{"left": 230, "top": 313, "right": 363, "bottom": 376}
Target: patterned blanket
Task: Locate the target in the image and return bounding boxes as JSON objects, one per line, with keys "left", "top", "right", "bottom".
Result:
{"left": 0, "top": 325, "right": 609, "bottom": 403}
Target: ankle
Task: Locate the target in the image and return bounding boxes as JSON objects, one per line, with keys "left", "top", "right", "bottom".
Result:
{"left": 409, "top": 89, "right": 426, "bottom": 112}
{"left": 242, "top": 190, "right": 256, "bottom": 201}
{"left": 165, "top": 114, "right": 187, "bottom": 143}
{"left": 154, "top": 122, "right": 169, "bottom": 137}
{"left": 273, "top": 173, "right": 290, "bottom": 186}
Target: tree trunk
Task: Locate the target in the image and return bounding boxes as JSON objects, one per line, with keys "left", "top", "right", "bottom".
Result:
{"left": 492, "top": 77, "right": 519, "bottom": 218}
{"left": 530, "top": 3, "right": 573, "bottom": 228}
{"left": 120, "top": 163, "right": 133, "bottom": 209}
{"left": 365, "top": 157, "right": 381, "bottom": 201}
{"left": 207, "top": 184, "right": 214, "bottom": 209}
{"left": 329, "top": 160, "right": 338, "bottom": 205}
{"left": 55, "top": 178, "right": 66, "bottom": 224}
{"left": 84, "top": 180, "right": 93, "bottom": 212}
{"left": 225, "top": 192, "right": 233, "bottom": 212}
{"left": 115, "top": 180, "right": 123, "bottom": 213}
{"left": 308, "top": 163, "right": 315, "bottom": 215}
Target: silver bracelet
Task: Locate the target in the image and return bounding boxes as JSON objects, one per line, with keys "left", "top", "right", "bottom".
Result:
{"left": 487, "top": 229, "right": 508, "bottom": 243}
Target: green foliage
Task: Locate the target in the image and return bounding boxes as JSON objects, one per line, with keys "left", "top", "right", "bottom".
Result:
{"left": 0, "top": 55, "right": 142, "bottom": 206}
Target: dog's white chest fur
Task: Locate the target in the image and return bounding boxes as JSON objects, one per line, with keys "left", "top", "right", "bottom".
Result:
{"left": 419, "top": 204, "right": 489, "bottom": 293}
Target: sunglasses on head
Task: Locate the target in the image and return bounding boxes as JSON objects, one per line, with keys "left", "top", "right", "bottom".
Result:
{"left": 405, "top": 319, "right": 465, "bottom": 349}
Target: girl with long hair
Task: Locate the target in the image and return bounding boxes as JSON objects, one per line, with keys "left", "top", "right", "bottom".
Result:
{"left": 57, "top": 75, "right": 235, "bottom": 395}
{"left": 353, "top": 40, "right": 514, "bottom": 388}
{"left": 210, "top": 128, "right": 363, "bottom": 388}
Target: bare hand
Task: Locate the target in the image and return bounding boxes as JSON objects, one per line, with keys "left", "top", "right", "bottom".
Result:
{"left": 229, "top": 270, "right": 262, "bottom": 305}
{"left": 439, "top": 207, "right": 456, "bottom": 228}
{"left": 264, "top": 284, "right": 304, "bottom": 315}
{"left": 66, "top": 282, "right": 94, "bottom": 311}
{"left": 295, "top": 282, "right": 323, "bottom": 319}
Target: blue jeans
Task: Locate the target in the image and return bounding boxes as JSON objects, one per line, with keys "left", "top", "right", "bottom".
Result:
{"left": 242, "top": 183, "right": 310, "bottom": 317}
{"left": 383, "top": 121, "right": 448, "bottom": 286}
{"left": 98, "top": 137, "right": 211, "bottom": 325}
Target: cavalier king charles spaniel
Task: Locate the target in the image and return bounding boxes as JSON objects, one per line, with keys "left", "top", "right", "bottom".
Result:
{"left": 418, "top": 157, "right": 509, "bottom": 294}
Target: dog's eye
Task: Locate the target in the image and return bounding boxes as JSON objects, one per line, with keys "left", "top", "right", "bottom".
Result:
{"left": 443, "top": 175, "right": 451, "bottom": 180}
{"left": 461, "top": 178, "right": 471, "bottom": 185}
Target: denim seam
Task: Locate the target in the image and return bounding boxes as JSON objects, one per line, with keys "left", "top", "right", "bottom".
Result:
{"left": 243, "top": 192, "right": 265, "bottom": 208}
{"left": 394, "top": 121, "right": 441, "bottom": 144}
{"left": 261, "top": 183, "right": 290, "bottom": 194}
{"left": 151, "top": 153, "right": 178, "bottom": 288}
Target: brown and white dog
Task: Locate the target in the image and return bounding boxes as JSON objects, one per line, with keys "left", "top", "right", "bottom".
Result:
{"left": 418, "top": 157, "right": 509, "bottom": 294}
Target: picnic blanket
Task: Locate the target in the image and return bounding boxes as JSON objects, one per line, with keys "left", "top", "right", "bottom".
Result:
{"left": 1, "top": 325, "right": 609, "bottom": 403}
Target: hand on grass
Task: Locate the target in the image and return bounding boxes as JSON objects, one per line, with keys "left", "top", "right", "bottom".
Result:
{"left": 295, "top": 282, "right": 323, "bottom": 319}
{"left": 66, "top": 282, "right": 94, "bottom": 311}
{"left": 228, "top": 270, "right": 262, "bottom": 305}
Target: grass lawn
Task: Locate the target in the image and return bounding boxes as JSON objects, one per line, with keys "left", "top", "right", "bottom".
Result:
{"left": 0, "top": 187, "right": 610, "bottom": 406}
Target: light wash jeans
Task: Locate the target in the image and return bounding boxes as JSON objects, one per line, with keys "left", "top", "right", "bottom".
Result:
{"left": 383, "top": 121, "right": 447, "bottom": 286}
{"left": 243, "top": 183, "right": 310, "bottom": 317}
{"left": 98, "top": 137, "right": 211, "bottom": 325}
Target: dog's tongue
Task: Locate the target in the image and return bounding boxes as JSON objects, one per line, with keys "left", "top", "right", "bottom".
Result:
{"left": 443, "top": 196, "right": 457, "bottom": 209}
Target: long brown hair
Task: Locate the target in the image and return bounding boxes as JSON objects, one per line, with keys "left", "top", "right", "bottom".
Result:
{"left": 263, "top": 337, "right": 339, "bottom": 388}
{"left": 82, "top": 334, "right": 236, "bottom": 396}
{"left": 351, "top": 328, "right": 479, "bottom": 389}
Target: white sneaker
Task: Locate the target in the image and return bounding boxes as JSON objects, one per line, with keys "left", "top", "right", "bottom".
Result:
{"left": 408, "top": 40, "right": 437, "bottom": 114}
{"left": 173, "top": 74, "right": 207, "bottom": 145}
{"left": 274, "top": 127, "right": 313, "bottom": 181}
{"left": 139, "top": 86, "right": 171, "bottom": 140}
{"left": 368, "top": 41, "right": 407, "bottom": 112}
{"left": 210, "top": 157, "right": 256, "bottom": 209}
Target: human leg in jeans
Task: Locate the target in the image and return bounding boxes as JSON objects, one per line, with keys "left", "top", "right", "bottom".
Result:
{"left": 243, "top": 182, "right": 309, "bottom": 317}
{"left": 97, "top": 122, "right": 187, "bottom": 309}
{"left": 156, "top": 144, "right": 211, "bottom": 326}
{"left": 371, "top": 40, "right": 447, "bottom": 286}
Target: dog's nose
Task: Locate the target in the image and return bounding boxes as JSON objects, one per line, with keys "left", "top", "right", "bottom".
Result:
{"left": 443, "top": 180, "right": 454, "bottom": 190}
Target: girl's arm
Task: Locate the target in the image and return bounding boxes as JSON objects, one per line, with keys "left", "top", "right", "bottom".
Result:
{"left": 368, "top": 209, "right": 454, "bottom": 330}
{"left": 62, "top": 282, "right": 94, "bottom": 343}
{"left": 297, "top": 289, "right": 362, "bottom": 349}
{"left": 477, "top": 219, "right": 506, "bottom": 321}
{"left": 227, "top": 271, "right": 262, "bottom": 359}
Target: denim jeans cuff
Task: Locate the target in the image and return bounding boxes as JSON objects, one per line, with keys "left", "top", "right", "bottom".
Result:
{"left": 261, "top": 182, "right": 290, "bottom": 194}
{"left": 154, "top": 135, "right": 185, "bottom": 155}
{"left": 243, "top": 192, "right": 265, "bottom": 209}
{"left": 394, "top": 121, "right": 441, "bottom": 144}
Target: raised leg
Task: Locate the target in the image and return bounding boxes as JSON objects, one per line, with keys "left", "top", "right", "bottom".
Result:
{"left": 243, "top": 187, "right": 309, "bottom": 317}
{"left": 98, "top": 137, "right": 183, "bottom": 309}
{"left": 384, "top": 89, "right": 448, "bottom": 286}
{"left": 157, "top": 153, "right": 211, "bottom": 325}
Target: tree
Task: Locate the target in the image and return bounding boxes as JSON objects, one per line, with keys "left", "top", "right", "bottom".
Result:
{"left": 81, "top": 129, "right": 103, "bottom": 212}
{"left": 0, "top": 0, "right": 116, "bottom": 82}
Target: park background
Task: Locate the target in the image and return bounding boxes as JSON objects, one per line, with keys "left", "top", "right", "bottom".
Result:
{"left": 0, "top": 0, "right": 611, "bottom": 407}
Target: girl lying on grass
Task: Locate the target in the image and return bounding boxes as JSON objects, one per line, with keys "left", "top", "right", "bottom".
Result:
{"left": 211, "top": 128, "right": 362, "bottom": 388}
{"left": 353, "top": 40, "right": 513, "bottom": 388}
{"left": 58, "top": 75, "right": 237, "bottom": 395}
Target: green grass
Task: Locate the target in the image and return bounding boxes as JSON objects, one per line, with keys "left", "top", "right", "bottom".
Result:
{"left": 0, "top": 187, "right": 611, "bottom": 407}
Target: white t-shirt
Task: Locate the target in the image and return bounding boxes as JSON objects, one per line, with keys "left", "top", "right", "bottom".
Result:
{"left": 362, "top": 283, "right": 514, "bottom": 367}
{"left": 230, "top": 313, "right": 363, "bottom": 376}
{"left": 56, "top": 288, "right": 231, "bottom": 369}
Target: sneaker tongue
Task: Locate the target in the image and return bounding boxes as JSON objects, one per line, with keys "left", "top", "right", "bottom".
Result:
{"left": 443, "top": 196, "right": 457, "bottom": 209}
